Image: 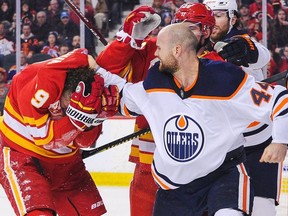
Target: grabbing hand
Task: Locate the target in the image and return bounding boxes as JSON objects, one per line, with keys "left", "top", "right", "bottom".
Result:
{"left": 98, "top": 85, "right": 120, "bottom": 118}
{"left": 116, "top": 5, "right": 161, "bottom": 49}
{"left": 66, "top": 74, "right": 104, "bottom": 130}
{"left": 214, "top": 35, "right": 259, "bottom": 67}
{"left": 259, "top": 143, "right": 288, "bottom": 163}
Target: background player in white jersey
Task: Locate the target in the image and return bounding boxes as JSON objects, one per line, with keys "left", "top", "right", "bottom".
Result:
{"left": 99, "top": 23, "right": 288, "bottom": 216}
{"left": 203, "top": 0, "right": 284, "bottom": 215}
{"left": 0, "top": 48, "right": 119, "bottom": 216}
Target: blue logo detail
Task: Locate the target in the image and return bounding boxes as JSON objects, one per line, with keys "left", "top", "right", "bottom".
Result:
{"left": 163, "top": 115, "right": 204, "bottom": 162}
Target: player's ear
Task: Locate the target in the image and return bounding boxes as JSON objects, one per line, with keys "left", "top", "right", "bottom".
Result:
{"left": 230, "top": 15, "right": 237, "bottom": 26}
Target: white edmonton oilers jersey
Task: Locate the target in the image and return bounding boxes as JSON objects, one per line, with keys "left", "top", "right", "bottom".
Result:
{"left": 98, "top": 59, "right": 288, "bottom": 190}
{"left": 241, "top": 41, "right": 273, "bottom": 147}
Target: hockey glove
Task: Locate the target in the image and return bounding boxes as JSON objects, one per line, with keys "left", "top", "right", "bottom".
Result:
{"left": 136, "top": 115, "right": 149, "bottom": 129}
{"left": 116, "top": 5, "right": 161, "bottom": 49}
{"left": 214, "top": 35, "right": 259, "bottom": 67}
{"left": 66, "top": 74, "right": 104, "bottom": 131}
{"left": 98, "top": 85, "right": 120, "bottom": 118}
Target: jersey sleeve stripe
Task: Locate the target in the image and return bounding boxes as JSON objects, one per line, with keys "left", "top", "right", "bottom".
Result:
{"left": 3, "top": 147, "right": 26, "bottom": 215}
{"left": 271, "top": 97, "right": 288, "bottom": 119}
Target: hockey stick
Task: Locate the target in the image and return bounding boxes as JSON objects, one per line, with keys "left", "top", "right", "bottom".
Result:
{"left": 64, "top": 0, "right": 108, "bottom": 46}
{"left": 82, "top": 128, "right": 151, "bottom": 159}
{"left": 262, "top": 71, "right": 288, "bottom": 84}
{"left": 81, "top": 70, "right": 287, "bottom": 159}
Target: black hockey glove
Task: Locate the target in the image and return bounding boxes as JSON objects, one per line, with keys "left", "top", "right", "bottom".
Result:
{"left": 215, "top": 35, "right": 259, "bottom": 67}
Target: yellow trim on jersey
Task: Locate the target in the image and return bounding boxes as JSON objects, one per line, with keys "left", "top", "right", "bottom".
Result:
{"left": 3, "top": 147, "right": 26, "bottom": 215}
{"left": 90, "top": 172, "right": 133, "bottom": 186}
{"left": 5, "top": 97, "right": 55, "bottom": 146}
{"left": 119, "top": 62, "right": 134, "bottom": 82}
{"left": 139, "top": 151, "right": 153, "bottom": 165}
{"left": 1, "top": 122, "right": 76, "bottom": 158}
{"left": 130, "top": 145, "right": 139, "bottom": 158}
{"left": 70, "top": 99, "right": 94, "bottom": 111}
{"left": 5, "top": 97, "right": 23, "bottom": 122}
{"left": 6, "top": 97, "right": 50, "bottom": 127}
{"left": 139, "top": 131, "right": 153, "bottom": 140}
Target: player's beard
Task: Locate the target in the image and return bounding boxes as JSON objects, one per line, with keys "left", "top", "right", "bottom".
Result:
{"left": 210, "top": 25, "right": 229, "bottom": 43}
{"left": 159, "top": 54, "right": 179, "bottom": 75}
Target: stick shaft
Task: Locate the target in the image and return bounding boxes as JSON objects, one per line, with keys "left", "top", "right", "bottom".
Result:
{"left": 82, "top": 128, "right": 151, "bottom": 159}
{"left": 81, "top": 70, "right": 287, "bottom": 159}
{"left": 64, "top": 0, "right": 108, "bottom": 46}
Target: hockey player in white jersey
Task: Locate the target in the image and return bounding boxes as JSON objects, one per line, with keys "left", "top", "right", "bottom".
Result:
{"left": 202, "top": 0, "right": 283, "bottom": 215}
{"left": 98, "top": 23, "right": 288, "bottom": 216}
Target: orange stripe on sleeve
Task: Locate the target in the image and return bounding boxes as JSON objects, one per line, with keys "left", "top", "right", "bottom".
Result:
{"left": 271, "top": 97, "right": 288, "bottom": 120}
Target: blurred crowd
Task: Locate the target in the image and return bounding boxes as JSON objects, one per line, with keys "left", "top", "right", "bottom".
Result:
{"left": 148, "top": 0, "right": 288, "bottom": 78}
{"left": 0, "top": 0, "right": 287, "bottom": 116}
{"left": 0, "top": 0, "right": 130, "bottom": 68}
{"left": 0, "top": 0, "right": 136, "bottom": 115}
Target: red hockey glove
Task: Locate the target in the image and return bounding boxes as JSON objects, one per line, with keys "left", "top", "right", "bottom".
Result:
{"left": 136, "top": 115, "right": 149, "bottom": 129}
{"left": 98, "top": 85, "right": 120, "bottom": 118}
{"left": 214, "top": 35, "right": 259, "bottom": 67}
{"left": 116, "top": 5, "right": 161, "bottom": 49}
{"left": 66, "top": 74, "right": 104, "bottom": 131}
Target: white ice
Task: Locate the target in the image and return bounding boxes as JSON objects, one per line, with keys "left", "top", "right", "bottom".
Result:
{"left": 0, "top": 185, "right": 130, "bottom": 215}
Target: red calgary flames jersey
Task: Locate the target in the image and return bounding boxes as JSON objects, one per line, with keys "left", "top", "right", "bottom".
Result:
{"left": 0, "top": 48, "right": 98, "bottom": 163}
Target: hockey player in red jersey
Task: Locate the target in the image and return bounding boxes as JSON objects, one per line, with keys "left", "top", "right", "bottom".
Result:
{"left": 97, "top": 6, "right": 162, "bottom": 216}
{"left": 0, "top": 48, "right": 119, "bottom": 216}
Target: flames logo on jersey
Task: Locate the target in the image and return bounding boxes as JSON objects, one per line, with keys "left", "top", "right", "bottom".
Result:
{"left": 163, "top": 115, "right": 204, "bottom": 162}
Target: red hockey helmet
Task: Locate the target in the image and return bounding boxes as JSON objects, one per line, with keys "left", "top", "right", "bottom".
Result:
{"left": 173, "top": 3, "right": 215, "bottom": 30}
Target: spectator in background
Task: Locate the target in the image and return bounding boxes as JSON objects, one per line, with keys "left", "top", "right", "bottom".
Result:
{"left": 0, "top": 67, "right": 9, "bottom": 115}
{"left": 0, "top": 0, "right": 13, "bottom": 23}
{"left": 41, "top": 31, "right": 60, "bottom": 58}
{"left": 69, "top": 0, "right": 95, "bottom": 26}
{"left": 20, "top": 23, "right": 40, "bottom": 59}
{"left": 7, "top": 51, "right": 28, "bottom": 84}
{"left": 94, "top": 0, "right": 109, "bottom": 37}
{"left": 31, "top": 11, "right": 53, "bottom": 47}
{"left": 30, "top": 0, "right": 51, "bottom": 12}
{"left": 160, "top": 10, "right": 173, "bottom": 27}
{"left": 277, "top": 44, "right": 288, "bottom": 73}
{"left": 249, "top": 0, "right": 274, "bottom": 19}
{"left": 58, "top": 43, "right": 70, "bottom": 56}
{"left": 7, "top": 12, "right": 16, "bottom": 40}
{"left": 107, "top": 0, "right": 122, "bottom": 29}
{"left": 46, "top": 0, "right": 62, "bottom": 26}
{"left": 21, "top": 1, "right": 36, "bottom": 24}
{"left": 71, "top": 35, "right": 80, "bottom": 50}
{"left": 239, "top": 4, "right": 252, "bottom": 31}
{"left": 54, "top": 10, "right": 79, "bottom": 48}
{"left": 0, "top": 22, "right": 14, "bottom": 57}
{"left": 152, "top": 0, "right": 164, "bottom": 14}
{"left": 271, "top": 8, "right": 288, "bottom": 53}
{"left": 163, "top": 0, "right": 186, "bottom": 15}
{"left": 69, "top": 0, "right": 97, "bottom": 57}
{"left": 267, "top": 50, "right": 280, "bottom": 78}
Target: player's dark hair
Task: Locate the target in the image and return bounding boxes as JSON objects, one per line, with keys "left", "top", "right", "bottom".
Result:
{"left": 64, "top": 66, "right": 95, "bottom": 95}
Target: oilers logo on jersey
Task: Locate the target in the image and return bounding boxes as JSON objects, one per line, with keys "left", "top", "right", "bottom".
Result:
{"left": 163, "top": 115, "right": 204, "bottom": 162}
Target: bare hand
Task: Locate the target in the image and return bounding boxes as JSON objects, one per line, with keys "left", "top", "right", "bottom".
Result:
{"left": 259, "top": 143, "right": 287, "bottom": 163}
